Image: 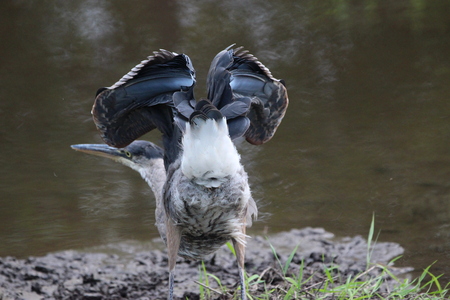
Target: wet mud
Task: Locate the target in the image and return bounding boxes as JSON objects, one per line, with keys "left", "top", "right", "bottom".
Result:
{"left": 0, "top": 228, "right": 412, "bottom": 299}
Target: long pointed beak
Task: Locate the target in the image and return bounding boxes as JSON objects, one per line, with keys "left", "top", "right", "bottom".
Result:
{"left": 71, "top": 144, "right": 122, "bottom": 160}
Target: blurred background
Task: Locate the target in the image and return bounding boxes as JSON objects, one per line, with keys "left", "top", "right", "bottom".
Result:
{"left": 0, "top": 0, "right": 449, "bottom": 284}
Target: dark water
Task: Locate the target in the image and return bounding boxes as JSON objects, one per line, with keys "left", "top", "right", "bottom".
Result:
{"left": 1, "top": 0, "right": 449, "bottom": 284}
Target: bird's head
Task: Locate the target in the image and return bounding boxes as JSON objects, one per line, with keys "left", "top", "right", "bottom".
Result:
{"left": 71, "top": 140, "right": 164, "bottom": 174}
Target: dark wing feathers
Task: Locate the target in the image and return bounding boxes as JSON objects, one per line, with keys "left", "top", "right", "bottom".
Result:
{"left": 206, "top": 45, "right": 235, "bottom": 109}
{"left": 227, "top": 116, "right": 251, "bottom": 141}
{"left": 219, "top": 97, "right": 251, "bottom": 119}
{"left": 172, "top": 88, "right": 196, "bottom": 135}
{"left": 203, "top": 46, "right": 252, "bottom": 140}
{"left": 229, "top": 47, "right": 289, "bottom": 145}
{"left": 108, "top": 50, "right": 193, "bottom": 89}
{"left": 202, "top": 45, "right": 288, "bottom": 144}
{"left": 92, "top": 50, "right": 196, "bottom": 148}
{"left": 91, "top": 45, "right": 287, "bottom": 152}
{"left": 173, "top": 90, "right": 196, "bottom": 119}
{"left": 206, "top": 45, "right": 234, "bottom": 98}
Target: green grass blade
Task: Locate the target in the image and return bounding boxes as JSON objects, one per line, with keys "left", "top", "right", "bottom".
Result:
{"left": 366, "top": 213, "right": 375, "bottom": 267}
{"left": 226, "top": 241, "right": 236, "bottom": 257}
{"left": 267, "top": 238, "right": 284, "bottom": 273}
{"left": 283, "top": 244, "right": 299, "bottom": 275}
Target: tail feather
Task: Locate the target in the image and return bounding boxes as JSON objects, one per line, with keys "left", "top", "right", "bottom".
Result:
{"left": 189, "top": 100, "right": 223, "bottom": 123}
{"left": 181, "top": 100, "right": 241, "bottom": 188}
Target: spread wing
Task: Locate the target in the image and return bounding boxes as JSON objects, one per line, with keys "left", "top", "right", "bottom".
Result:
{"left": 228, "top": 47, "right": 289, "bottom": 145}
{"left": 172, "top": 46, "right": 251, "bottom": 140}
{"left": 207, "top": 46, "right": 253, "bottom": 141}
{"left": 173, "top": 45, "right": 288, "bottom": 145}
{"left": 91, "top": 50, "right": 196, "bottom": 148}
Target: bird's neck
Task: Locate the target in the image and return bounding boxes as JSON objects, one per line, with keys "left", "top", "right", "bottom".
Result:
{"left": 181, "top": 117, "right": 241, "bottom": 188}
{"left": 136, "top": 160, "right": 167, "bottom": 202}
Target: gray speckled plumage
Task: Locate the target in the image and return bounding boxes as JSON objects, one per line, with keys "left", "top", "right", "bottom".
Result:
{"left": 164, "top": 156, "right": 254, "bottom": 260}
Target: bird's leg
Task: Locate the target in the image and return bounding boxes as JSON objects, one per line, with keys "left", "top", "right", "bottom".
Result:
{"left": 232, "top": 226, "right": 247, "bottom": 300}
{"left": 166, "top": 217, "right": 181, "bottom": 300}
{"left": 168, "top": 271, "right": 175, "bottom": 300}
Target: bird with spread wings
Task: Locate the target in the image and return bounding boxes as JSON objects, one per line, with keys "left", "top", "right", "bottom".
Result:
{"left": 72, "top": 45, "right": 288, "bottom": 300}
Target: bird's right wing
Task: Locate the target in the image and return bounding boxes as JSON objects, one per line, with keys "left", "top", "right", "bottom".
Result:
{"left": 92, "top": 50, "right": 196, "bottom": 148}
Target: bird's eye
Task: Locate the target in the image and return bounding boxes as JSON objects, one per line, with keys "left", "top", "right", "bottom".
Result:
{"left": 123, "top": 151, "right": 132, "bottom": 158}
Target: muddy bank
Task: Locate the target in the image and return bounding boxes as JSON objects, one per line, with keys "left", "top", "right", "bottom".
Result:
{"left": 0, "top": 228, "right": 412, "bottom": 299}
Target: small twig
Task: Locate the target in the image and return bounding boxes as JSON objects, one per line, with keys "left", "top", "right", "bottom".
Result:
{"left": 353, "top": 265, "right": 378, "bottom": 281}
{"left": 258, "top": 266, "right": 273, "bottom": 280}
{"left": 194, "top": 280, "right": 230, "bottom": 296}
{"left": 301, "top": 289, "right": 315, "bottom": 298}
{"left": 303, "top": 280, "right": 325, "bottom": 291}
{"left": 277, "top": 284, "right": 288, "bottom": 294}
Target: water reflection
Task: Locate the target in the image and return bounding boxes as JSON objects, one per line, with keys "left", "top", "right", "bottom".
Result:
{"left": 46, "top": 1, "right": 123, "bottom": 68}
{"left": 0, "top": 0, "right": 449, "bottom": 285}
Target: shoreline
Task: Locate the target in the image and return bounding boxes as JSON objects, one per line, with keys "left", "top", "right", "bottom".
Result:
{"left": 0, "top": 227, "right": 411, "bottom": 300}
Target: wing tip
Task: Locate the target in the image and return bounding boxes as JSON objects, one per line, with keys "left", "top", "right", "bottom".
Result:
{"left": 231, "top": 46, "right": 281, "bottom": 82}
{"left": 108, "top": 50, "right": 180, "bottom": 90}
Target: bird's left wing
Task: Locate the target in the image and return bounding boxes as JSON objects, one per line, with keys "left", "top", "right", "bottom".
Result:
{"left": 200, "top": 45, "right": 288, "bottom": 144}
{"left": 206, "top": 46, "right": 253, "bottom": 141}
{"left": 228, "top": 47, "right": 289, "bottom": 145}
{"left": 92, "top": 50, "right": 196, "bottom": 148}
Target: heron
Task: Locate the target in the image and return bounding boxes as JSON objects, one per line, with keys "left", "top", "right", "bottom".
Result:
{"left": 72, "top": 45, "right": 288, "bottom": 300}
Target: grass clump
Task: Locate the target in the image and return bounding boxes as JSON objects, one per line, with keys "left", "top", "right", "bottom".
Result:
{"left": 194, "top": 217, "right": 449, "bottom": 300}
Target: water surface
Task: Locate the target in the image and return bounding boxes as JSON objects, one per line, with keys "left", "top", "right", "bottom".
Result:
{"left": 0, "top": 0, "right": 449, "bottom": 284}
